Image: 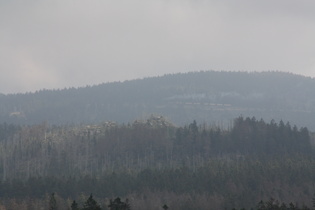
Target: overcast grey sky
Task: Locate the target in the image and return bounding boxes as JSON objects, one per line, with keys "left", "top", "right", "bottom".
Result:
{"left": 1, "top": 0, "right": 315, "bottom": 94}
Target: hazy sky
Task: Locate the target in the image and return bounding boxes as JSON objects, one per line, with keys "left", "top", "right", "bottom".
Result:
{"left": 1, "top": 0, "right": 315, "bottom": 94}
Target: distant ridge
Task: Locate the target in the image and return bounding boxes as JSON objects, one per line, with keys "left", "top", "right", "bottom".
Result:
{"left": 0, "top": 71, "right": 315, "bottom": 130}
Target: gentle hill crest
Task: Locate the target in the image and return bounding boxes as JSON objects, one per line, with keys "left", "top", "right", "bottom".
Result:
{"left": 0, "top": 71, "right": 315, "bottom": 130}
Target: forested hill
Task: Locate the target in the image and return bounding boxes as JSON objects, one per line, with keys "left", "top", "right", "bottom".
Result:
{"left": 1, "top": 71, "right": 315, "bottom": 130}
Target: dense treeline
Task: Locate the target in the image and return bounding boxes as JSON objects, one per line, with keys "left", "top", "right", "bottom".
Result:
{"left": 0, "top": 116, "right": 312, "bottom": 179}
{"left": 1, "top": 157, "right": 315, "bottom": 208}
{"left": 1, "top": 194, "right": 314, "bottom": 210}
{"left": 0, "top": 116, "right": 314, "bottom": 209}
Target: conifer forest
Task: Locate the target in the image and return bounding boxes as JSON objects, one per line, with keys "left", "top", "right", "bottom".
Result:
{"left": 0, "top": 116, "right": 315, "bottom": 209}
{"left": 1, "top": 72, "right": 315, "bottom": 209}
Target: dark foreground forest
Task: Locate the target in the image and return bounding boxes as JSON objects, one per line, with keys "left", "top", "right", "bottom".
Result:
{"left": 0, "top": 116, "right": 315, "bottom": 209}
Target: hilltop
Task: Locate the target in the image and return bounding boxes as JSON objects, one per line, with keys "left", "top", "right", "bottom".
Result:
{"left": 0, "top": 71, "right": 314, "bottom": 130}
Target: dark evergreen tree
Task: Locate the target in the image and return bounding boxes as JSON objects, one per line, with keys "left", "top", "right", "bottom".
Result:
{"left": 82, "top": 194, "right": 101, "bottom": 210}
{"left": 49, "top": 193, "right": 57, "bottom": 210}
{"left": 312, "top": 193, "right": 315, "bottom": 209}
{"left": 71, "top": 200, "right": 79, "bottom": 210}
{"left": 162, "top": 204, "right": 169, "bottom": 210}
{"left": 108, "top": 197, "right": 131, "bottom": 210}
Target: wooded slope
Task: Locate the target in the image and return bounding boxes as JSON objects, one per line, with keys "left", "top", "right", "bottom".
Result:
{"left": 1, "top": 71, "right": 315, "bottom": 130}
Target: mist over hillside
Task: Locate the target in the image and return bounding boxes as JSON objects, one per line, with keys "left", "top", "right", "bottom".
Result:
{"left": 1, "top": 71, "right": 315, "bottom": 209}
{"left": 0, "top": 71, "right": 314, "bottom": 130}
